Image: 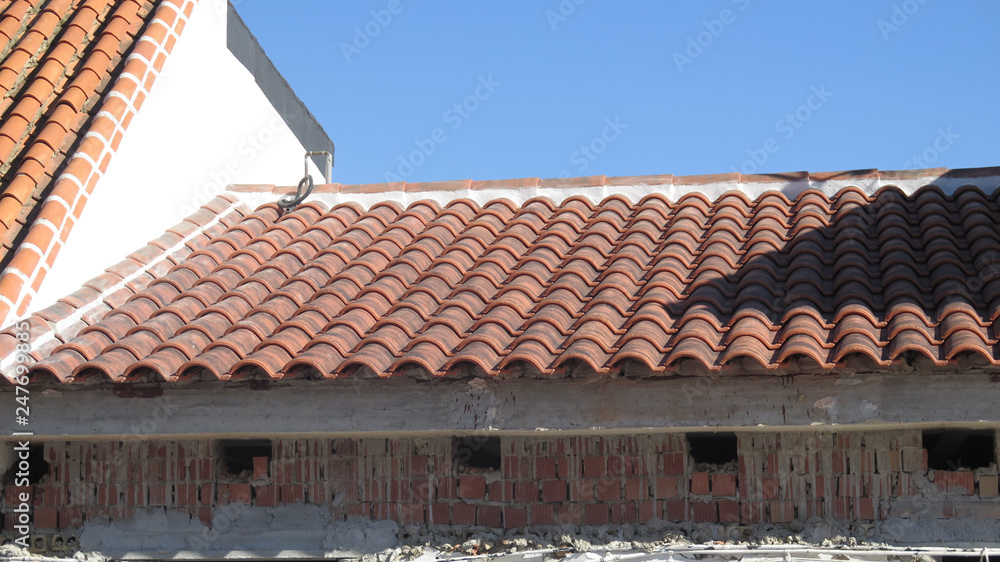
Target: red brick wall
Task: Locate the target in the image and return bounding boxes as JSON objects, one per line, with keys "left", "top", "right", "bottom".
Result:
{"left": 3, "top": 430, "right": 999, "bottom": 532}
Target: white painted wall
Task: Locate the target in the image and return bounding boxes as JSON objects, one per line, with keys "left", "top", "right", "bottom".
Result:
{"left": 30, "top": 0, "right": 324, "bottom": 313}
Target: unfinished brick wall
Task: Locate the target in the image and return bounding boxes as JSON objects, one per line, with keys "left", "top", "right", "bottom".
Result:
{"left": 2, "top": 429, "right": 999, "bottom": 532}
{"left": 737, "top": 431, "right": 1000, "bottom": 522}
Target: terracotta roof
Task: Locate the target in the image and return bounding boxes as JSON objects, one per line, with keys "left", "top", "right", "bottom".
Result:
{"left": 0, "top": 0, "right": 195, "bottom": 325}
{"left": 8, "top": 172, "right": 1000, "bottom": 385}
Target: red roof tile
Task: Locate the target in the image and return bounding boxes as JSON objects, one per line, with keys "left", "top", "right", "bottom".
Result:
{"left": 8, "top": 178, "right": 1000, "bottom": 385}
{"left": 0, "top": 0, "right": 195, "bottom": 324}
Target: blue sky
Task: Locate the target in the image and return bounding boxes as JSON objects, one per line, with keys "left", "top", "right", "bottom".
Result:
{"left": 234, "top": 1, "right": 999, "bottom": 185}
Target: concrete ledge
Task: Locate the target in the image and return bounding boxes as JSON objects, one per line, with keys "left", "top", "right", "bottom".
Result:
{"left": 3, "top": 372, "right": 999, "bottom": 438}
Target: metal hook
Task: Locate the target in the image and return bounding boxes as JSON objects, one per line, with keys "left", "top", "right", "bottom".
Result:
{"left": 277, "top": 174, "right": 314, "bottom": 213}
{"left": 277, "top": 151, "right": 332, "bottom": 213}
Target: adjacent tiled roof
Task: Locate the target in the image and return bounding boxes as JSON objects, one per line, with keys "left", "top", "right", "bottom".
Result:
{"left": 9, "top": 175, "right": 1000, "bottom": 385}
{"left": 0, "top": 0, "right": 195, "bottom": 325}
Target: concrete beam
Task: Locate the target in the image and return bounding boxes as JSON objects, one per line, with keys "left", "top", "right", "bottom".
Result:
{"left": 2, "top": 372, "right": 999, "bottom": 439}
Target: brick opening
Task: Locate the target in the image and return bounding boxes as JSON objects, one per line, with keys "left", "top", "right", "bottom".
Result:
{"left": 3, "top": 443, "right": 50, "bottom": 485}
{"left": 687, "top": 432, "right": 737, "bottom": 466}
{"left": 922, "top": 429, "right": 995, "bottom": 470}
{"left": 26, "top": 444, "right": 49, "bottom": 484}
{"left": 218, "top": 439, "right": 272, "bottom": 478}
{"left": 453, "top": 436, "right": 501, "bottom": 471}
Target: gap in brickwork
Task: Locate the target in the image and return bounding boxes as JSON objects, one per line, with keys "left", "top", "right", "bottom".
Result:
{"left": 2, "top": 443, "right": 50, "bottom": 485}
{"left": 453, "top": 436, "right": 501, "bottom": 472}
{"left": 922, "top": 429, "right": 995, "bottom": 470}
{"left": 686, "top": 432, "right": 737, "bottom": 467}
{"left": 27, "top": 444, "right": 49, "bottom": 484}
{"left": 217, "top": 439, "right": 272, "bottom": 478}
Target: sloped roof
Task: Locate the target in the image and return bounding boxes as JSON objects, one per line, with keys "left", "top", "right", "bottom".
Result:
{"left": 0, "top": 0, "right": 194, "bottom": 323}
{"left": 7, "top": 168, "right": 1000, "bottom": 385}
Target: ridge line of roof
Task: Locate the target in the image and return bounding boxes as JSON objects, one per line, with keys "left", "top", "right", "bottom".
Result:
{"left": 227, "top": 166, "right": 1000, "bottom": 210}
{"left": 0, "top": 0, "right": 199, "bottom": 327}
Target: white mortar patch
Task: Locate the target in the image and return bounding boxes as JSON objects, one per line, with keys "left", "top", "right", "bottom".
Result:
{"left": 233, "top": 173, "right": 1000, "bottom": 213}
